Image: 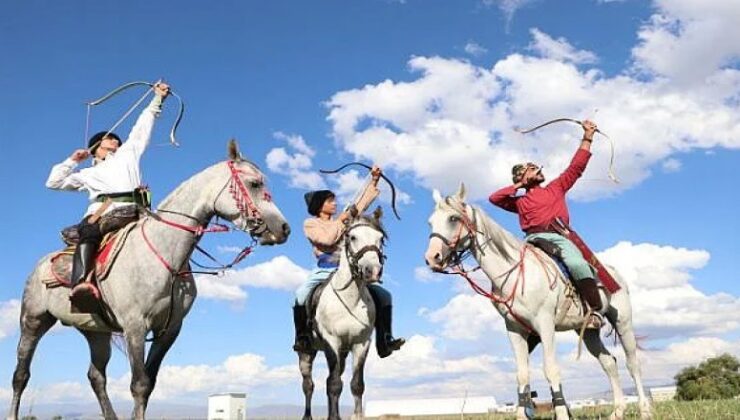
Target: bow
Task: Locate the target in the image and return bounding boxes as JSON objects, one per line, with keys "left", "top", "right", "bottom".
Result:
{"left": 515, "top": 118, "right": 619, "bottom": 184}
{"left": 86, "top": 80, "right": 185, "bottom": 147}
{"left": 320, "top": 162, "right": 402, "bottom": 220}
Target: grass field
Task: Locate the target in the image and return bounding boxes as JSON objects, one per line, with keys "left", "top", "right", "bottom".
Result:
{"left": 373, "top": 399, "right": 740, "bottom": 419}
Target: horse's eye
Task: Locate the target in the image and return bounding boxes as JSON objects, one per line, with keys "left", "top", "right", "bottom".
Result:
{"left": 250, "top": 181, "right": 263, "bottom": 189}
{"left": 449, "top": 215, "right": 459, "bottom": 223}
{"left": 350, "top": 235, "right": 357, "bottom": 242}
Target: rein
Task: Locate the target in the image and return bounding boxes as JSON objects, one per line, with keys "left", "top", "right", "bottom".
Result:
{"left": 140, "top": 161, "right": 266, "bottom": 277}
{"left": 431, "top": 204, "right": 560, "bottom": 333}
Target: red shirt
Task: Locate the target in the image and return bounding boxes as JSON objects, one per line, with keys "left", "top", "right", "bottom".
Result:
{"left": 489, "top": 149, "right": 591, "bottom": 232}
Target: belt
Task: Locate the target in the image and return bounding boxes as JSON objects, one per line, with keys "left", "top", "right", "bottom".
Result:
{"left": 524, "top": 225, "right": 558, "bottom": 235}
{"left": 95, "top": 189, "right": 148, "bottom": 206}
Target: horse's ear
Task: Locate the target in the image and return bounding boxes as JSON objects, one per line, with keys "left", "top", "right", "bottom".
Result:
{"left": 455, "top": 182, "right": 467, "bottom": 202}
{"left": 373, "top": 206, "right": 383, "bottom": 221}
{"left": 227, "top": 139, "right": 242, "bottom": 161}
{"left": 432, "top": 189, "right": 443, "bottom": 205}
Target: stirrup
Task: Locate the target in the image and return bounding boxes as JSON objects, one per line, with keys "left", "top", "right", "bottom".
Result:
{"left": 586, "top": 312, "right": 603, "bottom": 329}
{"left": 388, "top": 336, "right": 405, "bottom": 351}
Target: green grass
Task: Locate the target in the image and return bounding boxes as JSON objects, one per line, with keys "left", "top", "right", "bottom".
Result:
{"left": 372, "top": 399, "right": 740, "bottom": 419}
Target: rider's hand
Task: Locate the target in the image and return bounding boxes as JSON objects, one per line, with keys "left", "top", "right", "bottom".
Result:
{"left": 70, "top": 149, "right": 90, "bottom": 162}
{"left": 582, "top": 119, "right": 597, "bottom": 141}
{"left": 154, "top": 82, "right": 170, "bottom": 99}
{"left": 339, "top": 211, "right": 351, "bottom": 223}
{"left": 370, "top": 165, "right": 382, "bottom": 184}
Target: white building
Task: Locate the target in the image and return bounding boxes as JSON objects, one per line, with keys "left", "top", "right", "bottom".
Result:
{"left": 650, "top": 386, "right": 677, "bottom": 402}
{"left": 365, "top": 396, "right": 497, "bottom": 417}
{"left": 208, "top": 393, "right": 246, "bottom": 420}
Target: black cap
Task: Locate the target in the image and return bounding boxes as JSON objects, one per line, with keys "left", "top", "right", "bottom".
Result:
{"left": 88, "top": 131, "right": 122, "bottom": 155}
{"left": 304, "top": 190, "right": 335, "bottom": 216}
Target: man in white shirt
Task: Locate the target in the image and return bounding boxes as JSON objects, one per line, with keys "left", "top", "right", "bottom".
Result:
{"left": 46, "top": 82, "right": 170, "bottom": 309}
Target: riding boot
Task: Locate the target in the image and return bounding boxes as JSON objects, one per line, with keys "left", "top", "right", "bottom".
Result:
{"left": 292, "top": 305, "right": 312, "bottom": 353}
{"left": 69, "top": 242, "right": 100, "bottom": 312}
{"left": 575, "top": 278, "right": 603, "bottom": 329}
{"left": 375, "top": 305, "right": 405, "bottom": 358}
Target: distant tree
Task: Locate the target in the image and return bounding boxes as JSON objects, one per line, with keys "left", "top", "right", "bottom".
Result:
{"left": 675, "top": 353, "right": 740, "bottom": 400}
{"left": 20, "top": 416, "right": 37, "bottom": 420}
{"left": 52, "top": 416, "right": 63, "bottom": 420}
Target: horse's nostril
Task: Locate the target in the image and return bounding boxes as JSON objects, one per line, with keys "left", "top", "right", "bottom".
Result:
{"left": 282, "top": 223, "right": 291, "bottom": 236}
{"left": 434, "top": 253, "right": 442, "bottom": 263}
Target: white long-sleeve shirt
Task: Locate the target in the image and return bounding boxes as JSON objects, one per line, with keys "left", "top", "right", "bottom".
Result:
{"left": 46, "top": 96, "right": 162, "bottom": 216}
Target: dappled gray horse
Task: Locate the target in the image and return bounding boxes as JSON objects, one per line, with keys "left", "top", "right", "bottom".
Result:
{"left": 424, "top": 184, "right": 652, "bottom": 420}
{"left": 8, "top": 140, "right": 290, "bottom": 420}
{"left": 298, "top": 208, "right": 386, "bottom": 420}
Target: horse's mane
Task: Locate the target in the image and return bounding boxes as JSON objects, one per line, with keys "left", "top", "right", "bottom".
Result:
{"left": 353, "top": 214, "right": 388, "bottom": 240}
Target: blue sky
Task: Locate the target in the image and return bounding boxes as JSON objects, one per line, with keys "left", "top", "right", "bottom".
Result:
{"left": 1, "top": 0, "right": 739, "bottom": 412}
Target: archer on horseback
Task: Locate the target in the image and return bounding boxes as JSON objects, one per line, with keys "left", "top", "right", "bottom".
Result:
{"left": 293, "top": 165, "right": 405, "bottom": 358}
{"left": 489, "top": 120, "right": 604, "bottom": 328}
{"left": 45, "top": 81, "right": 171, "bottom": 311}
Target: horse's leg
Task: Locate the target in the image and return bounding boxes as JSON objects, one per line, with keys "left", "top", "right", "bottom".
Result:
{"left": 8, "top": 308, "right": 56, "bottom": 420}
{"left": 144, "top": 322, "right": 182, "bottom": 392}
{"left": 81, "top": 330, "right": 117, "bottom": 420}
{"left": 582, "top": 329, "right": 625, "bottom": 420}
{"left": 615, "top": 315, "right": 653, "bottom": 419}
{"left": 539, "top": 323, "right": 569, "bottom": 420}
{"left": 349, "top": 341, "right": 371, "bottom": 420}
{"left": 124, "top": 327, "right": 151, "bottom": 420}
{"left": 324, "top": 341, "right": 347, "bottom": 420}
{"left": 299, "top": 350, "right": 317, "bottom": 420}
{"left": 507, "top": 328, "right": 534, "bottom": 420}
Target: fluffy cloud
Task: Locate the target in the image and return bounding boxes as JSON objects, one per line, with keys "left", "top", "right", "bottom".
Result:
{"left": 423, "top": 294, "right": 504, "bottom": 340}
{"left": 598, "top": 241, "right": 740, "bottom": 339}
{"left": 266, "top": 132, "right": 326, "bottom": 190}
{"left": 528, "top": 28, "right": 598, "bottom": 64}
{"left": 0, "top": 299, "right": 20, "bottom": 341}
{"left": 632, "top": 0, "right": 740, "bottom": 85}
{"left": 196, "top": 255, "right": 310, "bottom": 303}
{"left": 326, "top": 29, "right": 740, "bottom": 202}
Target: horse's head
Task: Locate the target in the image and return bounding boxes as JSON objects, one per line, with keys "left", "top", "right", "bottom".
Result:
{"left": 213, "top": 140, "right": 290, "bottom": 245}
{"left": 425, "top": 182, "right": 476, "bottom": 272}
{"left": 342, "top": 207, "right": 387, "bottom": 283}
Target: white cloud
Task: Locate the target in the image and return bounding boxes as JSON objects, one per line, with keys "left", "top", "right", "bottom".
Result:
{"left": 464, "top": 41, "right": 488, "bottom": 57}
{"left": 217, "top": 245, "right": 244, "bottom": 254}
{"left": 528, "top": 28, "right": 598, "bottom": 64}
{"left": 195, "top": 255, "right": 310, "bottom": 303}
{"left": 482, "top": 0, "right": 535, "bottom": 26}
{"left": 266, "top": 132, "right": 326, "bottom": 190}
{"left": 598, "top": 241, "right": 740, "bottom": 339}
{"left": 632, "top": 0, "right": 740, "bottom": 85}
{"left": 662, "top": 158, "right": 682, "bottom": 172}
{"left": 424, "top": 294, "right": 504, "bottom": 340}
{"left": 0, "top": 299, "right": 20, "bottom": 341}
{"left": 327, "top": 29, "right": 740, "bottom": 202}
{"left": 414, "top": 266, "right": 445, "bottom": 283}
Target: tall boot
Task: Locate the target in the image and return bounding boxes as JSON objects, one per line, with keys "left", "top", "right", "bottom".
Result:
{"left": 292, "top": 305, "right": 312, "bottom": 353}
{"left": 575, "top": 278, "right": 603, "bottom": 329}
{"left": 69, "top": 242, "right": 100, "bottom": 312}
{"left": 375, "top": 305, "right": 405, "bottom": 358}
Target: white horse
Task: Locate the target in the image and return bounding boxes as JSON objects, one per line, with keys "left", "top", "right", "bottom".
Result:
{"left": 298, "top": 208, "right": 386, "bottom": 420}
{"left": 8, "top": 140, "right": 290, "bottom": 420}
{"left": 424, "top": 184, "right": 652, "bottom": 420}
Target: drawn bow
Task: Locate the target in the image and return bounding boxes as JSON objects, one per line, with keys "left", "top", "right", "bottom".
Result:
{"left": 320, "top": 162, "right": 402, "bottom": 220}
{"left": 86, "top": 80, "right": 185, "bottom": 147}
{"left": 515, "top": 118, "right": 619, "bottom": 184}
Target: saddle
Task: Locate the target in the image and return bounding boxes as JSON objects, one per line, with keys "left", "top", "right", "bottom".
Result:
{"left": 60, "top": 205, "right": 139, "bottom": 245}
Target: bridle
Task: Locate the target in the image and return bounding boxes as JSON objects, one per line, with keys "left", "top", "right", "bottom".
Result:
{"left": 339, "top": 221, "right": 387, "bottom": 288}
{"left": 142, "top": 160, "right": 273, "bottom": 277}
{"left": 428, "top": 200, "right": 483, "bottom": 267}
